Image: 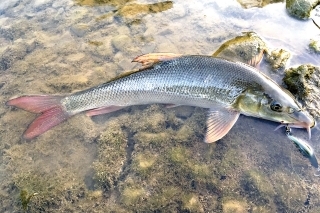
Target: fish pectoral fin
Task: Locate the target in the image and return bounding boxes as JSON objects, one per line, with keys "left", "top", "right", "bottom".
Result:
{"left": 86, "top": 105, "right": 125, "bottom": 117}
{"left": 205, "top": 108, "right": 240, "bottom": 143}
{"left": 132, "top": 53, "right": 182, "bottom": 69}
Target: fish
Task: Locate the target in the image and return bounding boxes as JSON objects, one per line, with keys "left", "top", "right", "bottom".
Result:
{"left": 286, "top": 129, "right": 318, "bottom": 168}
{"left": 6, "top": 53, "right": 315, "bottom": 141}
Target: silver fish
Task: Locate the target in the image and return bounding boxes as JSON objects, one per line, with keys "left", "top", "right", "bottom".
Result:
{"left": 6, "top": 53, "right": 315, "bottom": 141}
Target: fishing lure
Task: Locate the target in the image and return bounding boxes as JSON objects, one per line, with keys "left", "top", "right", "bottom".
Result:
{"left": 285, "top": 126, "right": 320, "bottom": 176}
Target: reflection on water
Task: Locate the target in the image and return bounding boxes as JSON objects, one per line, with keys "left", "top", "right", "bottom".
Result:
{"left": 1, "top": 0, "right": 320, "bottom": 212}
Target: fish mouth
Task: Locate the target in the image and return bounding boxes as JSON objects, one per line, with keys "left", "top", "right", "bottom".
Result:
{"left": 275, "top": 120, "right": 316, "bottom": 139}
{"left": 289, "top": 110, "right": 316, "bottom": 138}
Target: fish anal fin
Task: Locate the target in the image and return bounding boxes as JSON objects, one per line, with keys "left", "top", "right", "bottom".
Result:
{"left": 205, "top": 108, "right": 240, "bottom": 143}
{"left": 86, "top": 105, "right": 125, "bottom": 117}
{"left": 24, "top": 106, "right": 70, "bottom": 140}
{"left": 132, "top": 53, "right": 182, "bottom": 69}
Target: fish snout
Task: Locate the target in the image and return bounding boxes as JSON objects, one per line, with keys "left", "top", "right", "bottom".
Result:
{"left": 291, "top": 110, "right": 315, "bottom": 128}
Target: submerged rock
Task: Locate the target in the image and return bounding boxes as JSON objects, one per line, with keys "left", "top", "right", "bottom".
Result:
{"left": 265, "top": 48, "right": 291, "bottom": 70}
{"left": 111, "top": 35, "right": 133, "bottom": 52}
{"left": 0, "top": 41, "right": 28, "bottom": 71}
{"left": 309, "top": 36, "right": 320, "bottom": 53}
{"left": 283, "top": 64, "right": 320, "bottom": 118}
{"left": 213, "top": 32, "right": 268, "bottom": 67}
{"left": 213, "top": 32, "right": 291, "bottom": 70}
{"left": 70, "top": 23, "right": 90, "bottom": 37}
{"left": 286, "top": 0, "right": 320, "bottom": 19}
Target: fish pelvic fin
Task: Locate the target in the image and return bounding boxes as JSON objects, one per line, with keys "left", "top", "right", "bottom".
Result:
{"left": 6, "top": 95, "right": 70, "bottom": 140}
{"left": 132, "top": 53, "right": 182, "bottom": 69}
{"left": 205, "top": 108, "right": 240, "bottom": 143}
{"left": 86, "top": 105, "right": 125, "bottom": 117}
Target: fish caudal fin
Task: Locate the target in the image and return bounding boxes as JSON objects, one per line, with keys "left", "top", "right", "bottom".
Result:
{"left": 205, "top": 108, "right": 240, "bottom": 143}
{"left": 6, "top": 95, "right": 70, "bottom": 140}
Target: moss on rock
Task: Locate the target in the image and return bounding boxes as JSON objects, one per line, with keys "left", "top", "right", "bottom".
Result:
{"left": 286, "top": 0, "right": 319, "bottom": 19}
{"left": 283, "top": 64, "right": 320, "bottom": 118}
{"left": 241, "top": 170, "right": 275, "bottom": 208}
{"left": 265, "top": 48, "right": 291, "bottom": 70}
{"left": 222, "top": 199, "right": 248, "bottom": 213}
{"left": 92, "top": 120, "right": 127, "bottom": 191}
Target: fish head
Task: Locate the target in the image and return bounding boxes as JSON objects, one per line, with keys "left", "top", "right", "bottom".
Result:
{"left": 235, "top": 87, "right": 315, "bottom": 134}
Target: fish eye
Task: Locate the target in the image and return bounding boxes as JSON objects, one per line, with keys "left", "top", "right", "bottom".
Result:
{"left": 270, "top": 101, "right": 282, "bottom": 112}
{"left": 288, "top": 107, "right": 294, "bottom": 114}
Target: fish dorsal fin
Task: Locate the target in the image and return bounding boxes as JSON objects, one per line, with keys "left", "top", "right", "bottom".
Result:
{"left": 247, "top": 49, "right": 264, "bottom": 67}
{"left": 108, "top": 69, "right": 146, "bottom": 82}
{"left": 235, "top": 61, "right": 258, "bottom": 71}
{"left": 132, "top": 53, "right": 182, "bottom": 69}
{"left": 205, "top": 108, "right": 240, "bottom": 143}
{"left": 107, "top": 53, "right": 183, "bottom": 83}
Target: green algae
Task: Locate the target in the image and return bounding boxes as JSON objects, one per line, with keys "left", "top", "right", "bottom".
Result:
{"left": 92, "top": 120, "right": 127, "bottom": 191}
{"left": 283, "top": 64, "right": 320, "bottom": 117}
{"left": 87, "top": 40, "right": 103, "bottom": 46}
{"left": 20, "top": 189, "right": 37, "bottom": 211}
{"left": 89, "top": 105, "right": 219, "bottom": 211}
{"left": 132, "top": 151, "right": 157, "bottom": 177}
{"left": 241, "top": 170, "right": 274, "bottom": 207}
{"left": 12, "top": 171, "right": 88, "bottom": 212}
{"left": 265, "top": 48, "right": 291, "bottom": 70}
{"left": 269, "top": 170, "right": 307, "bottom": 211}
{"left": 182, "top": 194, "right": 204, "bottom": 212}
{"left": 222, "top": 199, "right": 248, "bottom": 213}
{"left": 309, "top": 38, "right": 320, "bottom": 53}
{"left": 219, "top": 148, "right": 244, "bottom": 174}
{"left": 168, "top": 146, "right": 212, "bottom": 178}
{"left": 120, "top": 183, "right": 145, "bottom": 207}
{"left": 283, "top": 64, "right": 314, "bottom": 98}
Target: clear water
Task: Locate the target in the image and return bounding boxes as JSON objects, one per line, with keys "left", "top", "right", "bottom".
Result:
{"left": 1, "top": 0, "right": 320, "bottom": 212}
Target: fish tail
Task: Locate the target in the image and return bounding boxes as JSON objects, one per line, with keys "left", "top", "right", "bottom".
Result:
{"left": 6, "top": 95, "right": 70, "bottom": 140}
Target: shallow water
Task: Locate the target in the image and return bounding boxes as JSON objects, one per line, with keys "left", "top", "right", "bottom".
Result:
{"left": 1, "top": 0, "right": 320, "bottom": 212}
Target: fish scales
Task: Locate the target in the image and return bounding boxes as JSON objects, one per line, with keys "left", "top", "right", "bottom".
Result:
{"left": 63, "top": 56, "right": 259, "bottom": 114}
